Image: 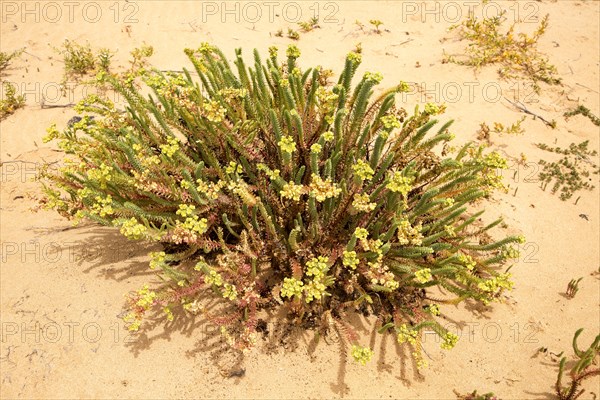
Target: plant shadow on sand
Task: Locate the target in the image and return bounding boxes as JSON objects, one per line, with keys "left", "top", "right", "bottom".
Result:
{"left": 56, "top": 225, "right": 530, "bottom": 397}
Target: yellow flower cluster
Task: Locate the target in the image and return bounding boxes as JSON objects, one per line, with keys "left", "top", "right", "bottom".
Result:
{"left": 347, "top": 51, "right": 362, "bottom": 64}
{"left": 281, "top": 277, "right": 304, "bottom": 299}
{"left": 363, "top": 71, "right": 383, "bottom": 84}
{"left": 182, "top": 216, "right": 208, "bottom": 235}
{"left": 280, "top": 181, "right": 305, "bottom": 201}
{"left": 396, "top": 324, "right": 418, "bottom": 345}
{"left": 352, "top": 193, "right": 376, "bottom": 212}
{"left": 304, "top": 279, "right": 327, "bottom": 303}
{"left": 123, "top": 284, "right": 157, "bottom": 331}
{"left": 176, "top": 204, "right": 195, "bottom": 217}
{"left": 477, "top": 272, "right": 513, "bottom": 294}
{"left": 444, "top": 224, "right": 456, "bottom": 237}
{"left": 502, "top": 246, "right": 520, "bottom": 259}
{"left": 268, "top": 46, "right": 278, "bottom": 59}
{"left": 380, "top": 115, "right": 401, "bottom": 130}
{"left": 278, "top": 135, "right": 296, "bottom": 154}
{"left": 414, "top": 268, "right": 432, "bottom": 284}
{"left": 286, "top": 44, "right": 301, "bottom": 58}
{"left": 225, "top": 161, "right": 243, "bottom": 174}
{"left": 149, "top": 251, "right": 166, "bottom": 270}
{"left": 440, "top": 332, "right": 459, "bottom": 350}
{"left": 352, "top": 159, "right": 374, "bottom": 181}
{"left": 306, "top": 256, "right": 329, "bottom": 278}
{"left": 160, "top": 137, "right": 180, "bottom": 158}
{"left": 204, "top": 269, "right": 224, "bottom": 286}
{"left": 43, "top": 123, "right": 61, "bottom": 143}
{"left": 397, "top": 219, "right": 423, "bottom": 246}
{"left": 425, "top": 304, "right": 441, "bottom": 316}
{"left": 316, "top": 87, "right": 339, "bottom": 115}
{"left": 351, "top": 345, "right": 374, "bottom": 365}
{"left": 310, "top": 143, "right": 322, "bottom": 154}
{"left": 309, "top": 174, "right": 341, "bottom": 202}
{"left": 90, "top": 195, "right": 114, "bottom": 217}
{"left": 387, "top": 171, "right": 413, "bottom": 196}
{"left": 222, "top": 283, "right": 238, "bottom": 300}
{"left": 304, "top": 256, "right": 331, "bottom": 303}
{"left": 119, "top": 218, "right": 147, "bottom": 240}
{"left": 196, "top": 179, "right": 225, "bottom": 200}
{"left": 86, "top": 163, "right": 113, "bottom": 189}
{"left": 203, "top": 100, "right": 226, "bottom": 122}
{"left": 424, "top": 103, "right": 443, "bottom": 115}
{"left": 322, "top": 131, "right": 334, "bottom": 142}
{"left": 354, "top": 227, "right": 369, "bottom": 241}
{"left": 458, "top": 253, "right": 476, "bottom": 270}
{"left": 342, "top": 250, "right": 359, "bottom": 270}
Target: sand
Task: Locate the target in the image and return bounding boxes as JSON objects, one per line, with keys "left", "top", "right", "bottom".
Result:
{"left": 1, "top": 1, "right": 599, "bottom": 398}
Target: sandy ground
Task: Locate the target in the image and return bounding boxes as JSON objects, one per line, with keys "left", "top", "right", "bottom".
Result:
{"left": 1, "top": 1, "right": 599, "bottom": 398}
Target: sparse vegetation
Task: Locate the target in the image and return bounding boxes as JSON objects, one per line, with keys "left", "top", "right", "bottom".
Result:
{"left": 0, "top": 82, "right": 25, "bottom": 120}
{"left": 565, "top": 278, "right": 582, "bottom": 299}
{"left": 0, "top": 48, "right": 24, "bottom": 73}
{"left": 446, "top": 12, "right": 560, "bottom": 93}
{"left": 555, "top": 329, "right": 600, "bottom": 400}
{"left": 537, "top": 141, "right": 599, "bottom": 201}
{"left": 298, "top": 17, "right": 320, "bottom": 32}
{"left": 564, "top": 105, "right": 600, "bottom": 127}
{"left": 369, "top": 19, "right": 384, "bottom": 33}
{"left": 454, "top": 389, "right": 499, "bottom": 400}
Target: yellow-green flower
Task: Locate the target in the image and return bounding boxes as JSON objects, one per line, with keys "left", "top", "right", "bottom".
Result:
{"left": 203, "top": 100, "right": 226, "bottom": 122}
{"left": 119, "top": 217, "right": 147, "bottom": 240}
{"left": 310, "top": 143, "right": 322, "bottom": 154}
{"left": 342, "top": 250, "right": 359, "bottom": 270}
{"left": 352, "top": 159, "right": 374, "bottom": 181}
{"left": 176, "top": 204, "right": 195, "bottom": 218}
{"left": 281, "top": 277, "right": 304, "bottom": 299}
{"left": 222, "top": 283, "right": 238, "bottom": 300}
{"left": 397, "top": 324, "right": 418, "bottom": 345}
{"left": 309, "top": 174, "right": 341, "bottom": 202}
{"left": 286, "top": 44, "right": 301, "bottom": 58}
{"left": 225, "top": 161, "right": 243, "bottom": 174}
{"left": 149, "top": 251, "right": 166, "bottom": 270}
{"left": 351, "top": 345, "right": 374, "bottom": 365}
{"left": 322, "top": 131, "right": 334, "bottom": 142}
{"left": 354, "top": 227, "right": 369, "bottom": 241}
{"left": 352, "top": 193, "right": 376, "bottom": 212}
{"left": 280, "top": 181, "right": 305, "bottom": 201}
{"left": 380, "top": 115, "right": 401, "bottom": 130}
{"left": 441, "top": 332, "right": 459, "bottom": 350}
{"left": 414, "top": 268, "right": 432, "bottom": 284}
{"left": 425, "top": 304, "right": 441, "bottom": 316}
{"left": 278, "top": 135, "right": 296, "bottom": 154}
{"left": 160, "top": 137, "right": 180, "bottom": 157}
{"left": 364, "top": 71, "right": 383, "bottom": 84}
{"left": 306, "top": 256, "right": 329, "bottom": 279}
{"left": 204, "top": 269, "right": 223, "bottom": 286}
{"left": 387, "top": 171, "right": 413, "bottom": 196}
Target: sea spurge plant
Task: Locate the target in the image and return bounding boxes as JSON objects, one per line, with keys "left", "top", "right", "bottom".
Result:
{"left": 40, "top": 43, "right": 522, "bottom": 367}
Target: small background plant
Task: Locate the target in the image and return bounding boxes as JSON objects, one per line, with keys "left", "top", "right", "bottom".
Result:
{"left": 537, "top": 141, "right": 599, "bottom": 201}
{"left": 445, "top": 12, "right": 560, "bottom": 93}
{"left": 555, "top": 329, "right": 600, "bottom": 400}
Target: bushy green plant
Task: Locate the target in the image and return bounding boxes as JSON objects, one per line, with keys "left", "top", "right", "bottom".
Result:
{"left": 40, "top": 43, "right": 523, "bottom": 366}
{"left": 446, "top": 12, "right": 560, "bottom": 93}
